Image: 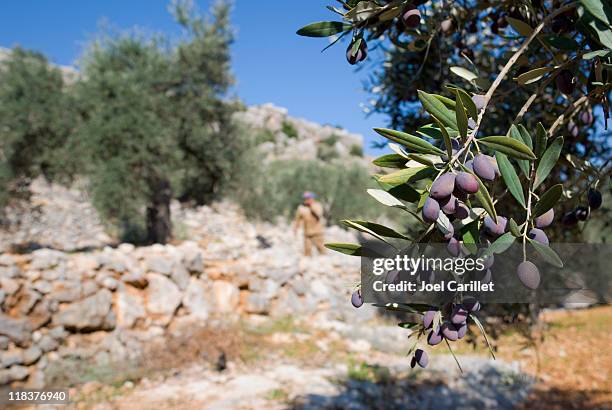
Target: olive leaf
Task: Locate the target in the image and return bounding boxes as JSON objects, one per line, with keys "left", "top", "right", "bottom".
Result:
{"left": 417, "top": 124, "right": 459, "bottom": 140}
{"left": 372, "top": 154, "right": 407, "bottom": 168}
{"left": 516, "top": 67, "right": 553, "bottom": 85}
{"left": 508, "top": 218, "right": 521, "bottom": 237}
{"left": 342, "top": 220, "right": 409, "bottom": 246}
{"left": 454, "top": 91, "right": 469, "bottom": 139}
{"left": 296, "top": 21, "right": 353, "bottom": 37}
{"left": 367, "top": 189, "right": 405, "bottom": 208}
{"left": 580, "top": 0, "right": 612, "bottom": 27}
{"left": 378, "top": 166, "right": 436, "bottom": 185}
{"left": 483, "top": 232, "right": 516, "bottom": 257}
{"left": 533, "top": 184, "right": 563, "bottom": 217}
{"left": 534, "top": 137, "right": 563, "bottom": 189}
{"left": 518, "top": 125, "right": 533, "bottom": 150}
{"left": 387, "top": 184, "right": 421, "bottom": 203}
{"left": 528, "top": 238, "right": 564, "bottom": 268}
{"left": 432, "top": 116, "right": 453, "bottom": 159}
{"left": 495, "top": 152, "right": 526, "bottom": 208}
{"left": 324, "top": 243, "right": 364, "bottom": 256}
{"left": 508, "top": 125, "right": 530, "bottom": 176}
{"left": 459, "top": 164, "right": 497, "bottom": 219}
{"left": 506, "top": 16, "right": 534, "bottom": 36}
{"left": 535, "top": 122, "right": 548, "bottom": 159}
{"left": 374, "top": 128, "right": 445, "bottom": 155}
{"left": 456, "top": 88, "right": 478, "bottom": 119}
{"left": 418, "top": 90, "right": 458, "bottom": 130}
{"left": 470, "top": 314, "right": 496, "bottom": 360}
{"left": 450, "top": 66, "right": 478, "bottom": 82}
{"left": 478, "top": 136, "right": 536, "bottom": 160}
{"left": 434, "top": 94, "right": 456, "bottom": 109}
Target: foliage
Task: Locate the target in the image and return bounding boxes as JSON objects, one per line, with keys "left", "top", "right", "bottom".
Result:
{"left": 74, "top": 0, "right": 241, "bottom": 243}
{"left": 350, "top": 144, "right": 364, "bottom": 157}
{"left": 298, "top": 0, "right": 612, "bottom": 370}
{"left": 232, "top": 158, "right": 397, "bottom": 225}
{"left": 282, "top": 120, "right": 299, "bottom": 139}
{"left": 0, "top": 48, "right": 73, "bottom": 208}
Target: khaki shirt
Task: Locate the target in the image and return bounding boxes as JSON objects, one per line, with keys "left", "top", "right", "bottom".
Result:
{"left": 294, "top": 201, "right": 325, "bottom": 236}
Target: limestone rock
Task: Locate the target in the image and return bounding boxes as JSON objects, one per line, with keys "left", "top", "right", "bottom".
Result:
{"left": 54, "top": 289, "right": 114, "bottom": 331}
{"left": 145, "top": 274, "right": 181, "bottom": 324}
{"left": 0, "top": 315, "right": 31, "bottom": 346}
{"left": 182, "top": 279, "right": 210, "bottom": 319}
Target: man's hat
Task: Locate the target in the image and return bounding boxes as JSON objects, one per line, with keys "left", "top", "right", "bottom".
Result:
{"left": 302, "top": 191, "right": 316, "bottom": 199}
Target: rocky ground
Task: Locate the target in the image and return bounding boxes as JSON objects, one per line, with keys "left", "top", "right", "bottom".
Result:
{"left": 1, "top": 180, "right": 608, "bottom": 409}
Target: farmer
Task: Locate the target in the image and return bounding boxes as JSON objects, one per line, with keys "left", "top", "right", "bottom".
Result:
{"left": 293, "top": 191, "right": 326, "bottom": 256}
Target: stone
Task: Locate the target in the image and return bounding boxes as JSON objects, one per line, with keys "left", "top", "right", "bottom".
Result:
{"left": 101, "top": 276, "right": 118, "bottom": 290}
{"left": 49, "top": 326, "right": 67, "bottom": 341}
{"left": 1, "top": 349, "right": 23, "bottom": 368}
{"left": 171, "top": 264, "right": 190, "bottom": 290}
{"left": 121, "top": 271, "right": 148, "bottom": 289}
{"left": 32, "top": 280, "right": 52, "bottom": 294}
{"left": 144, "top": 255, "right": 173, "bottom": 276}
{"left": 54, "top": 289, "right": 114, "bottom": 331}
{"left": 212, "top": 281, "right": 239, "bottom": 313}
{"left": 30, "top": 248, "right": 66, "bottom": 270}
{"left": 0, "top": 365, "right": 29, "bottom": 384}
{"left": 22, "top": 346, "right": 42, "bottom": 365}
{"left": 244, "top": 293, "right": 270, "bottom": 315}
{"left": 27, "top": 298, "right": 53, "bottom": 330}
{"left": 0, "top": 336, "right": 9, "bottom": 350}
{"left": 182, "top": 279, "right": 210, "bottom": 319}
{"left": 0, "top": 314, "right": 31, "bottom": 346}
{"left": 0, "top": 278, "right": 20, "bottom": 295}
{"left": 116, "top": 288, "right": 146, "bottom": 328}
{"left": 0, "top": 265, "right": 20, "bottom": 279}
{"left": 0, "top": 289, "right": 5, "bottom": 307}
{"left": 0, "top": 254, "right": 16, "bottom": 267}
{"left": 145, "top": 274, "right": 181, "bottom": 324}
{"left": 17, "top": 288, "right": 42, "bottom": 315}
{"left": 50, "top": 281, "right": 82, "bottom": 303}
{"left": 37, "top": 335, "right": 59, "bottom": 353}
{"left": 179, "top": 241, "right": 204, "bottom": 273}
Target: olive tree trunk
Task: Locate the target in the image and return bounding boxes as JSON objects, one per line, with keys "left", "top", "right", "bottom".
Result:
{"left": 146, "top": 179, "right": 172, "bottom": 244}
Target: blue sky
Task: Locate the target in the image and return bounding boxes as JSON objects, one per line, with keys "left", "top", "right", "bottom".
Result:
{"left": 0, "top": 0, "right": 387, "bottom": 154}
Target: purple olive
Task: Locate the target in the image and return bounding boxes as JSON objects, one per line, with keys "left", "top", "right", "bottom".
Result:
{"left": 351, "top": 290, "right": 363, "bottom": 308}
{"left": 441, "top": 223, "right": 454, "bottom": 241}
{"left": 454, "top": 201, "right": 470, "bottom": 220}
{"left": 447, "top": 237, "right": 461, "bottom": 257}
{"left": 453, "top": 186, "right": 468, "bottom": 201}
{"left": 430, "top": 173, "right": 456, "bottom": 199}
{"left": 473, "top": 154, "right": 496, "bottom": 181}
{"left": 456, "top": 322, "right": 468, "bottom": 339}
{"left": 441, "top": 18, "right": 455, "bottom": 35}
{"left": 580, "top": 110, "right": 594, "bottom": 125}
{"left": 423, "top": 310, "right": 437, "bottom": 329}
{"left": 481, "top": 253, "right": 494, "bottom": 269}
{"left": 414, "top": 349, "right": 429, "bottom": 368}
{"left": 441, "top": 195, "right": 457, "bottom": 215}
{"left": 441, "top": 322, "right": 458, "bottom": 341}
{"left": 535, "top": 209, "right": 554, "bottom": 228}
{"left": 464, "top": 160, "right": 474, "bottom": 172}
{"left": 556, "top": 70, "right": 575, "bottom": 95}
{"left": 410, "top": 356, "right": 417, "bottom": 368}
{"left": 450, "top": 305, "right": 468, "bottom": 325}
{"left": 423, "top": 197, "right": 440, "bottom": 223}
{"left": 484, "top": 216, "right": 507, "bottom": 236}
{"left": 346, "top": 39, "right": 368, "bottom": 65}
{"left": 517, "top": 261, "right": 540, "bottom": 290}
{"left": 456, "top": 172, "right": 479, "bottom": 194}
{"left": 528, "top": 228, "right": 549, "bottom": 246}
{"left": 402, "top": 5, "right": 421, "bottom": 28}
{"left": 463, "top": 296, "right": 480, "bottom": 312}
{"left": 562, "top": 211, "right": 578, "bottom": 227}
{"left": 472, "top": 94, "right": 486, "bottom": 110}
{"left": 575, "top": 206, "right": 589, "bottom": 221}
{"left": 427, "top": 329, "right": 443, "bottom": 346}
{"left": 588, "top": 189, "right": 603, "bottom": 210}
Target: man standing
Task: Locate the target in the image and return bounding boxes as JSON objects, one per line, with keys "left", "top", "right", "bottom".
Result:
{"left": 293, "top": 191, "right": 326, "bottom": 256}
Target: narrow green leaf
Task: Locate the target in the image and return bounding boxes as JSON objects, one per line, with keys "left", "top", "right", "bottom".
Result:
{"left": 535, "top": 122, "right": 548, "bottom": 159}
{"left": 506, "top": 16, "right": 534, "bottom": 36}
{"left": 479, "top": 136, "right": 536, "bottom": 160}
{"left": 450, "top": 66, "right": 478, "bottom": 82}
{"left": 342, "top": 220, "right": 408, "bottom": 244}
{"left": 533, "top": 184, "right": 563, "bottom": 217}
{"left": 444, "top": 339, "right": 464, "bottom": 374}
{"left": 455, "top": 91, "right": 469, "bottom": 139}
{"left": 580, "top": 0, "right": 612, "bottom": 26}
{"left": 495, "top": 152, "right": 526, "bottom": 207}
{"left": 432, "top": 116, "right": 453, "bottom": 159}
{"left": 387, "top": 184, "right": 421, "bottom": 203}
{"left": 296, "top": 21, "right": 353, "bottom": 37}
{"left": 434, "top": 94, "right": 456, "bottom": 109}
{"left": 518, "top": 125, "right": 533, "bottom": 150}
{"left": 378, "top": 166, "right": 436, "bottom": 185}
{"left": 534, "top": 137, "right": 563, "bottom": 189}
{"left": 528, "top": 238, "right": 564, "bottom": 268}
{"left": 508, "top": 125, "right": 530, "bottom": 176}
{"left": 367, "top": 189, "right": 406, "bottom": 208}
{"left": 456, "top": 89, "right": 478, "bottom": 119}
{"left": 515, "top": 67, "right": 553, "bottom": 85}
{"left": 508, "top": 218, "right": 521, "bottom": 237}
{"left": 483, "top": 232, "right": 516, "bottom": 257}
{"left": 461, "top": 221, "right": 479, "bottom": 254}
{"left": 372, "top": 154, "right": 406, "bottom": 168}
{"left": 417, "top": 124, "right": 459, "bottom": 140}
{"left": 374, "top": 128, "right": 445, "bottom": 155}
{"left": 459, "top": 164, "right": 497, "bottom": 219}
{"left": 583, "top": 49, "right": 612, "bottom": 59}
{"left": 418, "top": 90, "right": 458, "bottom": 130}
{"left": 324, "top": 243, "right": 363, "bottom": 256}
{"left": 470, "top": 314, "right": 496, "bottom": 360}
{"left": 543, "top": 35, "right": 580, "bottom": 50}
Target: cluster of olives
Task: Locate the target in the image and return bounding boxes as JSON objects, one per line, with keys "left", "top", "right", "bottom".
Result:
{"left": 410, "top": 296, "right": 481, "bottom": 368}
{"left": 562, "top": 188, "right": 604, "bottom": 227}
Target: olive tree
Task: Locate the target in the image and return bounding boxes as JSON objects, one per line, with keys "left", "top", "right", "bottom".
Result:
{"left": 298, "top": 0, "right": 610, "bottom": 369}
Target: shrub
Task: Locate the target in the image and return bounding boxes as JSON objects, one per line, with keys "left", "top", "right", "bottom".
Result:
{"left": 282, "top": 120, "right": 299, "bottom": 139}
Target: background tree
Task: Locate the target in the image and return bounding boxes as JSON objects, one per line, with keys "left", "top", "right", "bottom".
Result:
{"left": 0, "top": 48, "right": 72, "bottom": 211}
{"left": 74, "top": 0, "right": 241, "bottom": 244}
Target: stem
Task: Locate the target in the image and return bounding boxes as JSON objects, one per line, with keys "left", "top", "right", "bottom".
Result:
{"left": 447, "top": 2, "right": 578, "bottom": 168}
